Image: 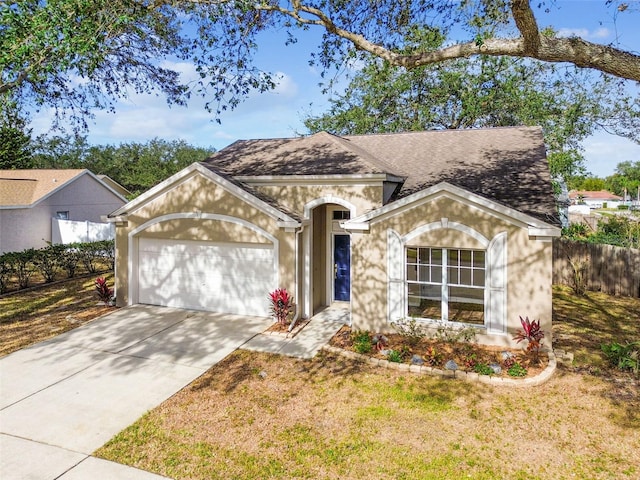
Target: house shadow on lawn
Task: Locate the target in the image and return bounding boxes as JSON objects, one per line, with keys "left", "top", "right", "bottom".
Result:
{"left": 188, "top": 347, "right": 483, "bottom": 411}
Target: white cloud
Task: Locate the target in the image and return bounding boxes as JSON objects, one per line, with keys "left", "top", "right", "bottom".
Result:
{"left": 582, "top": 132, "right": 640, "bottom": 178}
{"left": 28, "top": 58, "right": 316, "bottom": 150}
{"left": 556, "top": 27, "right": 611, "bottom": 40}
{"left": 557, "top": 27, "right": 589, "bottom": 38}
{"left": 592, "top": 27, "right": 611, "bottom": 39}
{"left": 271, "top": 72, "right": 298, "bottom": 97}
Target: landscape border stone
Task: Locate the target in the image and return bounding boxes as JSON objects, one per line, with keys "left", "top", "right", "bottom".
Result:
{"left": 321, "top": 344, "right": 557, "bottom": 387}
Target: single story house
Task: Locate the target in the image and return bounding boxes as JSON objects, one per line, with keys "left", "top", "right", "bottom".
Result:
{"left": 569, "top": 190, "right": 624, "bottom": 209}
{"left": 0, "top": 169, "right": 127, "bottom": 253}
{"left": 97, "top": 174, "right": 131, "bottom": 198}
{"left": 108, "top": 127, "right": 560, "bottom": 347}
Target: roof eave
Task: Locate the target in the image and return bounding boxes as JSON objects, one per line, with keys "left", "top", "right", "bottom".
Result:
{"left": 235, "top": 173, "right": 401, "bottom": 182}
{"left": 342, "top": 181, "right": 560, "bottom": 233}
{"left": 108, "top": 163, "right": 298, "bottom": 224}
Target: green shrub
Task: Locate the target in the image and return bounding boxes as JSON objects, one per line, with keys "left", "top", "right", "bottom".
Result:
{"left": 32, "top": 245, "right": 63, "bottom": 283}
{"left": 0, "top": 254, "right": 14, "bottom": 294}
{"left": 435, "top": 324, "right": 477, "bottom": 344}
{"left": 95, "top": 239, "right": 115, "bottom": 270}
{"left": 352, "top": 331, "right": 372, "bottom": 354}
{"left": 387, "top": 350, "right": 403, "bottom": 363}
{"left": 507, "top": 363, "right": 528, "bottom": 377}
{"left": 59, "top": 247, "right": 81, "bottom": 278}
{"left": 601, "top": 341, "right": 639, "bottom": 376}
{"left": 0, "top": 240, "right": 115, "bottom": 292}
{"left": 7, "top": 249, "right": 37, "bottom": 289}
{"left": 473, "top": 363, "right": 494, "bottom": 376}
{"left": 562, "top": 223, "right": 589, "bottom": 240}
{"left": 75, "top": 242, "right": 102, "bottom": 273}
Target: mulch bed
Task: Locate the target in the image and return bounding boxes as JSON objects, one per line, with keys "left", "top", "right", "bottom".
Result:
{"left": 263, "top": 319, "right": 310, "bottom": 338}
{"left": 329, "top": 325, "right": 548, "bottom": 379}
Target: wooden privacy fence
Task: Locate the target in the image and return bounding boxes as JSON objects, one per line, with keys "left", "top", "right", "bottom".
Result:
{"left": 553, "top": 238, "right": 640, "bottom": 298}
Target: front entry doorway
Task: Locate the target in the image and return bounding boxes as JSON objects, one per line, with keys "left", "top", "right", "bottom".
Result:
{"left": 333, "top": 234, "right": 350, "bottom": 301}
{"left": 307, "top": 203, "right": 353, "bottom": 318}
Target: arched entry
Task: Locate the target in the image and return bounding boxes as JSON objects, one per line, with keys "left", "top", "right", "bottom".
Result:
{"left": 302, "top": 197, "right": 356, "bottom": 318}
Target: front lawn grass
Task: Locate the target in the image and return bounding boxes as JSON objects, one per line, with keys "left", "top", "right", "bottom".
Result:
{"left": 0, "top": 273, "right": 115, "bottom": 356}
{"left": 96, "top": 286, "right": 640, "bottom": 480}
{"left": 552, "top": 284, "right": 640, "bottom": 369}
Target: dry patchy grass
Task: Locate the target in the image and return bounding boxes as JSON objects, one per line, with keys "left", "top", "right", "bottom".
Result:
{"left": 97, "top": 350, "right": 640, "bottom": 480}
{"left": 95, "top": 286, "right": 640, "bottom": 480}
{"left": 553, "top": 285, "right": 640, "bottom": 368}
{"left": 0, "top": 273, "right": 115, "bottom": 356}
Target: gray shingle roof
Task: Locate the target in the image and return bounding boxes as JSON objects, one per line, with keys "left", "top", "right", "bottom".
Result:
{"left": 204, "top": 131, "right": 402, "bottom": 177}
{"left": 203, "top": 127, "right": 559, "bottom": 225}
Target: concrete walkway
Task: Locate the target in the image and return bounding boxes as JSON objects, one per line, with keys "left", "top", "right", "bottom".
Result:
{"left": 0, "top": 304, "right": 345, "bottom": 480}
{"left": 243, "top": 306, "right": 349, "bottom": 358}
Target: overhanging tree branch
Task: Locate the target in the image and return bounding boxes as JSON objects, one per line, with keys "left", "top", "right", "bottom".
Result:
{"left": 253, "top": 0, "right": 640, "bottom": 82}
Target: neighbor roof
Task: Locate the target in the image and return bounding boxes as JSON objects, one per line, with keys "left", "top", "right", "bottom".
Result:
{"left": 203, "top": 127, "right": 559, "bottom": 225}
{"left": 0, "top": 169, "right": 86, "bottom": 207}
{"left": 569, "top": 190, "right": 623, "bottom": 201}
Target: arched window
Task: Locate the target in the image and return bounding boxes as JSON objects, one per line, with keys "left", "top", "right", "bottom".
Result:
{"left": 388, "top": 222, "right": 506, "bottom": 334}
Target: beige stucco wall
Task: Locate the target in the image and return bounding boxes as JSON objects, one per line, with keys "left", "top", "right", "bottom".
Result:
{"left": 254, "top": 183, "right": 383, "bottom": 217}
{"left": 350, "top": 195, "right": 554, "bottom": 348}
{"left": 312, "top": 204, "right": 327, "bottom": 310}
{"left": 114, "top": 172, "right": 296, "bottom": 307}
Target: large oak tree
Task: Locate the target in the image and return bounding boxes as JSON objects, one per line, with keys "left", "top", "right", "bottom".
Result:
{"left": 303, "top": 30, "right": 639, "bottom": 182}
{"left": 1, "top": 1, "right": 639, "bottom": 127}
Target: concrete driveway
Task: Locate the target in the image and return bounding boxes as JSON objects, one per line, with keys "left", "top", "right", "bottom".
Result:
{"left": 0, "top": 305, "right": 273, "bottom": 480}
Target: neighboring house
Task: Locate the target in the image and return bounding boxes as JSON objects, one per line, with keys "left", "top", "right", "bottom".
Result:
{"left": 97, "top": 174, "right": 131, "bottom": 198}
{"left": 0, "top": 169, "right": 127, "bottom": 254}
{"left": 108, "top": 127, "right": 561, "bottom": 348}
{"left": 569, "top": 190, "right": 624, "bottom": 209}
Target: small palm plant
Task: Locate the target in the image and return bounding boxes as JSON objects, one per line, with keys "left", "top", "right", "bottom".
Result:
{"left": 268, "top": 288, "right": 293, "bottom": 326}
{"left": 513, "top": 316, "right": 545, "bottom": 361}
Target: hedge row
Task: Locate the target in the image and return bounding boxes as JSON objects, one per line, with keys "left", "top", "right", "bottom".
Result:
{"left": 0, "top": 240, "right": 114, "bottom": 294}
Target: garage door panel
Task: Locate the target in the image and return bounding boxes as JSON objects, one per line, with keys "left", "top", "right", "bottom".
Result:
{"left": 138, "top": 238, "right": 275, "bottom": 316}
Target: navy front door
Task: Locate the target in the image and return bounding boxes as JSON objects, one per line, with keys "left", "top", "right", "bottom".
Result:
{"left": 334, "top": 235, "right": 351, "bottom": 301}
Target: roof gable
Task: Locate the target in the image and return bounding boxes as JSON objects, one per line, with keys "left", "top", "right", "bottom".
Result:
{"left": 203, "top": 131, "right": 403, "bottom": 177}
{"left": 343, "top": 127, "right": 557, "bottom": 223}
{"left": 0, "top": 169, "right": 130, "bottom": 209}
{"left": 343, "top": 182, "right": 560, "bottom": 235}
{"left": 108, "top": 163, "right": 299, "bottom": 224}
{"left": 97, "top": 175, "right": 131, "bottom": 198}
{"left": 196, "top": 127, "right": 560, "bottom": 225}
{"left": 0, "top": 169, "right": 86, "bottom": 207}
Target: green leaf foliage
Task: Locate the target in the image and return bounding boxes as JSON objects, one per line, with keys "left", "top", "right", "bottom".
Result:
{"left": 0, "top": 96, "right": 32, "bottom": 168}
{"left": 304, "top": 32, "right": 639, "bottom": 185}
{"left": 1, "top": 0, "right": 190, "bottom": 129}
{"left": 3, "top": 1, "right": 638, "bottom": 136}
{"left": 30, "top": 136, "right": 214, "bottom": 197}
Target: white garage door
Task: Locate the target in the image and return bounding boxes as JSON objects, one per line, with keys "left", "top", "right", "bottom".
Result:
{"left": 137, "top": 238, "right": 275, "bottom": 317}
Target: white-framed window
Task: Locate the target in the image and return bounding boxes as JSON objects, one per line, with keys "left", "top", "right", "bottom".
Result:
{"left": 56, "top": 211, "right": 69, "bottom": 220}
{"left": 406, "top": 247, "right": 486, "bottom": 325}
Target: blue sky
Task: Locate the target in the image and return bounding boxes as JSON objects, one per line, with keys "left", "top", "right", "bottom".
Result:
{"left": 30, "top": 1, "right": 640, "bottom": 178}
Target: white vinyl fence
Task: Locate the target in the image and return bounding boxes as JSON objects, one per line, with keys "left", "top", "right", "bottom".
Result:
{"left": 52, "top": 218, "right": 115, "bottom": 244}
